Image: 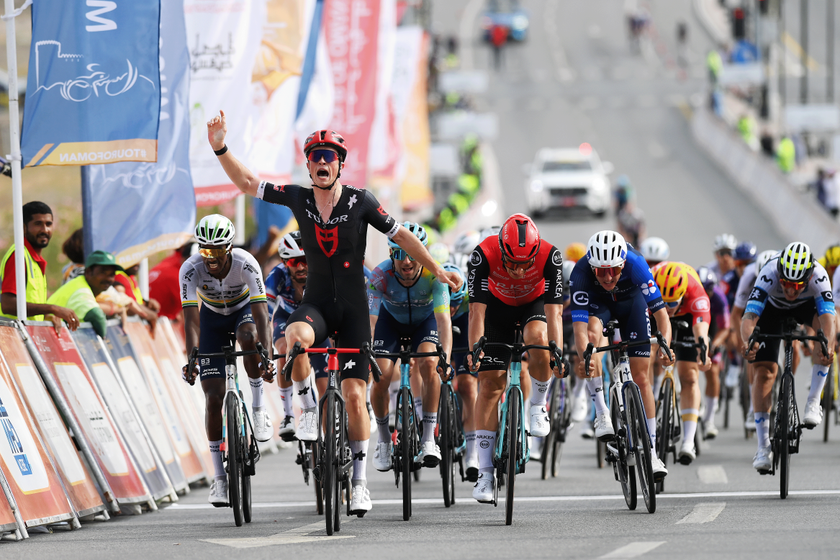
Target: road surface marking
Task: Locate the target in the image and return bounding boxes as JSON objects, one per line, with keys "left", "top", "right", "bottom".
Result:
{"left": 600, "top": 542, "right": 665, "bottom": 559}
{"left": 165, "top": 489, "right": 840, "bottom": 510}
{"left": 202, "top": 519, "right": 355, "bottom": 548}
{"left": 697, "top": 465, "right": 728, "bottom": 484}
{"left": 676, "top": 502, "right": 725, "bottom": 524}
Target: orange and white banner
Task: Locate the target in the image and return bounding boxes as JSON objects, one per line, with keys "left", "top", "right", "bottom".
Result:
{"left": 0, "top": 327, "right": 105, "bottom": 517}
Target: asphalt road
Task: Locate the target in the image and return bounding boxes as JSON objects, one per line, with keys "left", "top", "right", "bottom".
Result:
{"left": 4, "top": 1, "right": 838, "bottom": 558}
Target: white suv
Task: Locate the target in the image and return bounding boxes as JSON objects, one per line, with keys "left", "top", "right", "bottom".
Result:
{"left": 524, "top": 147, "right": 613, "bottom": 218}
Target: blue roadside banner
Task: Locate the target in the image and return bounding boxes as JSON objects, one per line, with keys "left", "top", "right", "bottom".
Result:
{"left": 81, "top": 0, "right": 195, "bottom": 266}
{"left": 21, "top": 0, "right": 161, "bottom": 167}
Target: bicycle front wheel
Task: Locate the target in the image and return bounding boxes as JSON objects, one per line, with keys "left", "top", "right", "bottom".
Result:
{"left": 611, "top": 388, "right": 636, "bottom": 510}
{"left": 778, "top": 373, "right": 792, "bottom": 499}
{"left": 541, "top": 379, "right": 559, "bottom": 480}
{"left": 627, "top": 385, "right": 656, "bottom": 513}
{"left": 823, "top": 363, "right": 834, "bottom": 443}
{"left": 655, "top": 377, "right": 673, "bottom": 495}
{"left": 323, "top": 393, "right": 337, "bottom": 535}
{"left": 439, "top": 386, "right": 455, "bottom": 507}
{"left": 399, "top": 388, "right": 413, "bottom": 520}
{"left": 242, "top": 413, "right": 253, "bottom": 523}
{"left": 505, "top": 387, "right": 522, "bottom": 526}
{"left": 225, "top": 392, "right": 244, "bottom": 527}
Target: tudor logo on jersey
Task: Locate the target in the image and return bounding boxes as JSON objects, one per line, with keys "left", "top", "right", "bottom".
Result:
{"left": 315, "top": 224, "right": 339, "bottom": 257}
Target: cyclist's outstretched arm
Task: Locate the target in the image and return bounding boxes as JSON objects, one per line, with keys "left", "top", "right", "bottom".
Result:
{"left": 394, "top": 226, "right": 461, "bottom": 290}
{"left": 207, "top": 110, "right": 262, "bottom": 197}
{"left": 651, "top": 307, "right": 674, "bottom": 365}
{"left": 435, "top": 310, "right": 453, "bottom": 372}
{"left": 467, "top": 302, "right": 486, "bottom": 371}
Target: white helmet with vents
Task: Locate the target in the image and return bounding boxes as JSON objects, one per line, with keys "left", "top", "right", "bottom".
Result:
{"left": 587, "top": 230, "right": 627, "bottom": 268}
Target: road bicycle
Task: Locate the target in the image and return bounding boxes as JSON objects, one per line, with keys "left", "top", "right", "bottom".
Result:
{"left": 373, "top": 339, "right": 448, "bottom": 520}
{"left": 820, "top": 344, "right": 839, "bottom": 442}
{"left": 471, "top": 326, "right": 563, "bottom": 525}
{"left": 282, "top": 339, "right": 380, "bottom": 534}
{"left": 583, "top": 322, "right": 670, "bottom": 514}
{"left": 438, "top": 365, "right": 466, "bottom": 507}
{"left": 187, "top": 344, "right": 269, "bottom": 527}
{"left": 295, "top": 437, "right": 323, "bottom": 514}
{"left": 747, "top": 318, "right": 828, "bottom": 499}
{"left": 539, "top": 372, "right": 572, "bottom": 480}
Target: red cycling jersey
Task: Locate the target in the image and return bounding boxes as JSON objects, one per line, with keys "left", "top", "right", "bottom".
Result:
{"left": 673, "top": 270, "right": 711, "bottom": 325}
{"left": 467, "top": 236, "right": 563, "bottom": 307}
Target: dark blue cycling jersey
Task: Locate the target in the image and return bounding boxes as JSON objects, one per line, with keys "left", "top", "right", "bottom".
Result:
{"left": 569, "top": 246, "right": 665, "bottom": 323}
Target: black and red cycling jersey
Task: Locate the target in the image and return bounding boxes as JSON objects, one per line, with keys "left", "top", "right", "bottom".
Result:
{"left": 467, "top": 236, "right": 564, "bottom": 307}
{"left": 258, "top": 182, "right": 399, "bottom": 301}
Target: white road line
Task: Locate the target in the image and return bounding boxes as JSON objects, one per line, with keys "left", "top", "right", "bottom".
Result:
{"left": 599, "top": 541, "right": 665, "bottom": 559}
{"left": 676, "top": 502, "right": 725, "bottom": 525}
{"left": 697, "top": 465, "right": 728, "bottom": 484}
{"left": 164, "top": 489, "right": 840, "bottom": 511}
{"left": 202, "top": 518, "right": 356, "bottom": 548}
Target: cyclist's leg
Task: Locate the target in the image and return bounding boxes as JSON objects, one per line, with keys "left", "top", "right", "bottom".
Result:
{"left": 804, "top": 311, "right": 832, "bottom": 426}
{"left": 523, "top": 304, "right": 551, "bottom": 436}
{"left": 673, "top": 320, "right": 701, "bottom": 455}
{"left": 417, "top": 344, "right": 441, "bottom": 444}
{"left": 751, "top": 305, "right": 786, "bottom": 457}
{"left": 273, "top": 309, "right": 295, "bottom": 420}
{"left": 233, "top": 306, "right": 266, "bottom": 408}
{"left": 453, "top": 313, "right": 478, "bottom": 469}
{"left": 622, "top": 294, "right": 656, "bottom": 446}
{"left": 370, "top": 308, "right": 399, "bottom": 443}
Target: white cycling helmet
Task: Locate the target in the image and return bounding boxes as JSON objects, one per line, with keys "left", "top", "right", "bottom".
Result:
{"left": 453, "top": 230, "right": 481, "bottom": 255}
{"left": 428, "top": 242, "right": 451, "bottom": 264}
{"left": 587, "top": 230, "right": 627, "bottom": 268}
{"left": 777, "top": 242, "right": 814, "bottom": 283}
{"left": 640, "top": 236, "right": 670, "bottom": 263}
{"left": 479, "top": 226, "right": 501, "bottom": 243}
{"left": 195, "top": 214, "right": 235, "bottom": 247}
{"left": 755, "top": 249, "right": 778, "bottom": 275}
{"left": 278, "top": 231, "right": 304, "bottom": 259}
{"left": 562, "top": 259, "right": 576, "bottom": 292}
{"left": 713, "top": 233, "right": 737, "bottom": 252}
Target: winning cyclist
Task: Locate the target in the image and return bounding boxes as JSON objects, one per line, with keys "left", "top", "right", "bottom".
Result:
{"left": 569, "top": 230, "right": 673, "bottom": 480}
{"left": 466, "top": 214, "right": 564, "bottom": 503}
{"left": 369, "top": 222, "right": 452, "bottom": 471}
{"left": 180, "top": 215, "right": 275, "bottom": 506}
{"left": 206, "top": 114, "right": 461, "bottom": 515}
{"left": 266, "top": 231, "right": 330, "bottom": 441}
{"left": 652, "top": 263, "right": 712, "bottom": 464}
{"left": 741, "top": 243, "right": 836, "bottom": 472}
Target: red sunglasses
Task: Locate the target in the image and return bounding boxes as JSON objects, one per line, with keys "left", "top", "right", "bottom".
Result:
{"left": 779, "top": 278, "right": 805, "bottom": 290}
{"left": 592, "top": 265, "right": 623, "bottom": 278}
{"left": 307, "top": 149, "right": 339, "bottom": 163}
{"left": 286, "top": 256, "right": 307, "bottom": 267}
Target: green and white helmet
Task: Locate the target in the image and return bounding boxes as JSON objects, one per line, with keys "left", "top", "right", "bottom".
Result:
{"left": 195, "top": 214, "right": 235, "bottom": 247}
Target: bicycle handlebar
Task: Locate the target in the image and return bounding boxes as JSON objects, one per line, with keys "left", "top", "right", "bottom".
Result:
{"left": 469, "top": 337, "right": 567, "bottom": 378}
{"left": 373, "top": 343, "right": 450, "bottom": 379}
{"left": 670, "top": 337, "right": 708, "bottom": 365}
{"left": 185, "top": 344, "right": 272, "bottom": 386}
{"left": 280, "top": 341, "right": 381, "bottom": 383}
{"left": 747, "top": 326, "right": 829, "bottom": 360}
{"left": 582, "top": 331, "right": 672, "bottom": 377}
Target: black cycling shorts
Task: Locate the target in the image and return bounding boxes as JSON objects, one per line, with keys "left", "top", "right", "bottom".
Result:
{"left": 751, "top": 300, "right": 818, "bottom": 363}
{"left": 670, "top": 313, "right": 698, "bottom": 363}
{"left": 198, "top": 304, "right": 254, "bottom": 381}
{"left": 287, "top": 292, "right": 372, "bottom": 381}
{"left": 372, "top": 307, "right": 440, "bottom": 363}
{"left": 478, "top": 294, "right": 546, "bottom": 373}
{"left": 451, "top": 312, "right": 474, "bottom": 376}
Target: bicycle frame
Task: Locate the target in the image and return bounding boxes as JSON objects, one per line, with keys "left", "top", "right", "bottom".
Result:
{"left": 496, "top": 355, "right": 529, "bottom": 472}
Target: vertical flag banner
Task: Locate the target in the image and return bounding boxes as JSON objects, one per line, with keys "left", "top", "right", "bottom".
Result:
{"left": 399, "top": 32, "right": 431, "bottom": 210}
{"left": 21, "top": 0, "right": 161, "bottom": 167}
{"left": 323, "top": 0, "right": 381, "bottom": 189}
{"left": 82, "top": 0, "right": 195, "bottom": 267}
{"left": 185, "top": 0, "right": 265, "bottom": 206}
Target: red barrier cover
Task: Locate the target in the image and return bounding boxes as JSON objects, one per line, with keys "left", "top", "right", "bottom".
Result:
{"left": 0, "top": 327, "right": 105, "bottom": 516}
{"left": 26, "top": 325, "right": 149, "bottom": 504}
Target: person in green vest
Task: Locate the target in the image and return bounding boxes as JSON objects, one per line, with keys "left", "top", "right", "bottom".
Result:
{"left": 47, "top": 250, "right": 123, "bottom": 338}
{"left": 1, "top": 201, "right": 79, "bottom": 330}
{"left": 777, "top": 135, "right": 796, "bottom": 173}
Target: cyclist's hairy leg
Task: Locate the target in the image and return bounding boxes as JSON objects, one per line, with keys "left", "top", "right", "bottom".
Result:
{"left": 285, "top": 322, "right": 317, "bottom": 382}
{"left": 649, "top": 347, "right": 663, "bottom": 396}
{"left": 520, "top": 360, "right": 531, "bottom": 402}
{"left": 236, "top": 323, "right": 262, "bottom": 380}
{"left": 676, "top": 360, "right": 701, "bottom": 445}
{"left": 202, "top": 377, "right": 227, "bottom": 440}
{"left": 457, "top": 374, "right": 478, "bottom": 433}
{"left": 418, "top": 341, "right": 441, "bottom": 415}
{"left": 370, "top": 358, "right": 397, "bottom": 442}
{"left": 410, "top": 359, "right": 424, "bottom": 420}
{"left": 629, "top": 356, "right": 656, "bottom": 420}
{"left": 476, "top": 369, "right": 508, "bottom": 432}
{"left": 342, "top": 377, "right": 371, "bottom": 440}
{"left": 792, "top": 340, "right": 802, "bottom": 373}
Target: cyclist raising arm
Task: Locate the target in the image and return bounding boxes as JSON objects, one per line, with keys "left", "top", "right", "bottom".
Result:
{"left": 741, "top": 243, "right": 836, "bottom": 472}
{"left": 181, "top": 215, "right": 274, "bottom": 506}
{"left": 569, "top": 231, "right": 673, "bottom": 480}
{"left": 206, "top": 112, "right": 460, "bottom": 516}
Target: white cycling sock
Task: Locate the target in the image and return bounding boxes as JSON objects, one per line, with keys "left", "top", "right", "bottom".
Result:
{"left": 755, "top": 412, "right": 771, "bottom": 448}
{"left": 414, "top": 398, "right": 423, "bottom": 425}
{"left": 748, "top": 400, "right": 754, "bottom": 415}
{"left": 530, "top": 379, "right": 550, "bottom": 407}
{"left": 703, "top": 396, "right": 718, "bottom": 423}
{"left": 366, "top": 381, "right": 372, "bottom": 404}
{"left": 209, "top": 439, "right": 225, "bottom": 480}
{"left": 389, "top": 379, "right": 399, "bottom": 413}
{"left": 476, "top": 430, "right": 496, "bottom": 471}
{"left": 807, "top": 364, "right": 831, "bottom": 401}
{"left": 586, "top": 377, "right": 608, "bottom": 415}
{"left": 422, "top": 413, "right": 437, "bottom": 444}
{"left": 646, "top": 417, "right": 657, "bottom": 450}
{"left": 681, "top": 408, "right": 698, "bottom": 446}
{"left": 350, "top": 439, "right": 369, "bottom": 484}
{"left": 465, "top": 431, "right": 476, "bottom": 462}
{"left": 652, "top": 373, "right": 664, "bottom": 397}
{"left": 573, "top": 378, "right": 587, "bottom": 399}
{"left": 279, "top": 385, "right": 294, "bottom": 417}
{"left": 249, "top": 377, "right": 264, "bottom": 409}
{"left": 293, "top": 378, "right": 316, "bottom": 409}
{"left": 376, "top": 416, "right": 390, "bottom": 443}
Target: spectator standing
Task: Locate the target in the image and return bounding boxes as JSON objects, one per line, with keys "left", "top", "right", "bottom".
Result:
{"left": 149, "top": 242, "right": 196, "bottom": 322}
{"left": 1, "top": 201, "right": 79, "bottom": 330}
{"left": 490, "top": 23, "right": 507, "bottom": 71}
{"left": 61, "top": 228, "right": 85, "bottom": 284}
{"left": 776, "top": 135, "right": 796, "bottom": 173}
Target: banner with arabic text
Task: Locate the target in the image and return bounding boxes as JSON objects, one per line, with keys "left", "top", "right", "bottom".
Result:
{"left": 21, "top": 0, "right": 161, "bottom": 167}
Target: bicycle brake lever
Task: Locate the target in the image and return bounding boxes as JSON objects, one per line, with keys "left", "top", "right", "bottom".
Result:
{"left": 363, "top": 342, "right": 382, "bottom": 383}
{"left": 470, "top": 336, "right": 486, "bottom": 372}
{"left": 583, "top": 342, "right": 594, "bottom": 377}
{"left": 185, "top": 347, "right": 199, "bottom": 386}
{"left": 282, "top": 341, "right": 302, "bottom": 382}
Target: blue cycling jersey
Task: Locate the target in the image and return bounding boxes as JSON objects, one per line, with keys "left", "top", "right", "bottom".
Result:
{"left": 451, "top": 295, "right": 469, "bottom": 320}
{"left": 368, "top": 259, "right": 449, "bottom": 325}
{"left": 265, "top": 264, "right": 299, "bottom": 318}
{"left": 569, "top": 246, "right": 665, "bottom": 323}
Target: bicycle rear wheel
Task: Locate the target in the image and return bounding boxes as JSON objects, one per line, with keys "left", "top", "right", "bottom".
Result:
{"left": 336, "top": 400, "right": 347, "bottom": 530}
{"left": 655, "top": 377, "right": 673, "bottom": 495}
{"left": 225, "top": 393, "right": 244, "bottom": 527}
{"left": 439, "top": 386, "right": 455, "bottom": 507}
{"left": 505, "top": 387, "right": 521, "bottom": 526}
{"left": 611, "top": 388, "right": 636, "bottom": 510}
{"left": 778, "top": 373, "right": 792, "bottom": 500}
{"left": 823, "top": 363, "right": 834, "bottom": 443}
{"left": 399, "top": 388, "right": 413, "bottom": 521}
{"left": 740, "top": 365, "right": 751, "bottom": 439}
{"left": 323, "top": 393, "right": 337, "bottom": 535}
{"left": 627, "top": 385, "right": 656, "bottom": 513}
{"left": 312, "top": 442, "right": 324, "bottom": 515}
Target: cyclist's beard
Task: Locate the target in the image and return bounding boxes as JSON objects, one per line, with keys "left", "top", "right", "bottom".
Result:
{"left": 394, "top": 261, "right": 421, "bottom": 282}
